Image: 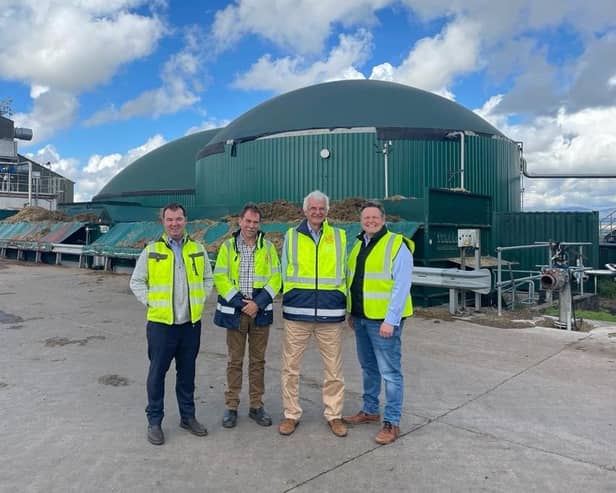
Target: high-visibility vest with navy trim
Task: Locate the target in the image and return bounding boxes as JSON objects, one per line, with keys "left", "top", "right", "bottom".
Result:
{"left": 282, "top": 220, "right": 347, "bottom": 322}
{"left": 347, "top": 231, "right": 414, "bottom": 319}
{"left": 145, "top": 235, "right": 207, "bottom": 324}
{"left": 213, "top": 231, "right": 282, "bottom": 328}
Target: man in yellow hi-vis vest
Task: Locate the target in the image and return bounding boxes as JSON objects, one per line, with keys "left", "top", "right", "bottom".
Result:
{"left": 343, "top": 201, "right": 414, "bottom": 445}
{"left": 213, "top": 203, "right": 281, "bottom": 429}
{"left": 130, "top": 203, "right": 213, "bottom": 446}
{"left": 279, "top": 190, "right": 348, "bottom": 438}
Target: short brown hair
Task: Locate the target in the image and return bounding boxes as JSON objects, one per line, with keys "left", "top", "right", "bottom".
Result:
{"left": 160, "top": 203, "right": 186, "bottom": 220}
{"left": 239, "top": 202, "right": 262, "bottom": 221}
{"left": 360, "top": 200, "right": 385, "bottom": 218}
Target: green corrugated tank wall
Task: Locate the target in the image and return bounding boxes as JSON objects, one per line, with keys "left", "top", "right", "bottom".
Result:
{"left": 196, "top": 133, "right": 520, "bottom": 215}
{"left": 599, "top": 243, "right": 616, "bottom": 267}
{"left": 92, "top": 128, "right": 219, "bottom": 208}
{"left": 493, "top": 211, "right": 600, "bottom": 271}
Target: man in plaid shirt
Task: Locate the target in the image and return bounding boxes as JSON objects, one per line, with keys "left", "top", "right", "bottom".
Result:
{"left": 213, "top": 203, "right": 282, "bottom": 428}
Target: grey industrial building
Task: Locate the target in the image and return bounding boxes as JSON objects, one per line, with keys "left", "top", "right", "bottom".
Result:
{"left": 0, "top": 115, "right": 74, "bottom": 211}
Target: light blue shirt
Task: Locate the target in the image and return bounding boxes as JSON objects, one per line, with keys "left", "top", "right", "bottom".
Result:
{"left": 168, "top": 237, "right": 184, "bottom": 260}
{"left": 307, "top": 222, "right": 322, "bottom": 243}
{"left": 362, "top": 233, "right": 414, "bottom": 326}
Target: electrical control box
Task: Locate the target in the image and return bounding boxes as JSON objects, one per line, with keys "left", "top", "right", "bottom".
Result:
{"left": 457, "top": 228, "right": 480, "bottom": 248}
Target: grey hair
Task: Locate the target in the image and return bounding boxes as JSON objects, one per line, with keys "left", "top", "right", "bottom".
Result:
{"left": 303, "top": 190, "right": 330, "bottom": 211}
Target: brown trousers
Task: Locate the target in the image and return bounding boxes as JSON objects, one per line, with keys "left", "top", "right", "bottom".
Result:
{"left": 225, "top": 313, "right": 270, "bottom": 410}
{"left": 281, "top": 319, "right": 345, "bottom": 421}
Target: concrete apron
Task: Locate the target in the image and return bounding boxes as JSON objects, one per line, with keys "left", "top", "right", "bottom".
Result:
{"left": 1, "top": 259, "right": 615, "bottom": 493}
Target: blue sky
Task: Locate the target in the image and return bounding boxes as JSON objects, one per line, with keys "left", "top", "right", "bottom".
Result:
{"left": 1, "top": 0, "right": 615, "bottom": 209}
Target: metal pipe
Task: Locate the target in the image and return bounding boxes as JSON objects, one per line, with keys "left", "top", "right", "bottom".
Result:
{"left": 446, "top": 131, "right": 465, "bottom": 190}
{"left": 384, "top": 141, "right": 389, "bottom": 198}
{"left": 497, "top": 249, "right": 502, "bottom": 316}
{"left": 460, "top": 132, "right": 465, "bottom": 190}
{"left": 28, "top": 160, "right": 32, "bottom": 206}
{"left": 496, "top": 244, "right": 547, "bottom": 253}
{"left": 495, "top": 273, "right": 542, "bottom": 287}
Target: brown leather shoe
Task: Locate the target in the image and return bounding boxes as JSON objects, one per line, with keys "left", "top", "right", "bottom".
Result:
{"left": 328, "top": 418, "right": 348, "bottom": 437}
{"left": 278, "top": 418, "right": 298, "bottom": 436}
{"left": 342, "top": 410, "right": 380, "bottom": 425}
{"left": 375, "top": 421, "right": 399, "bottom": 445}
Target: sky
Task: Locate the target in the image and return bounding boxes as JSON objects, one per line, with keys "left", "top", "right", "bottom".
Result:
{"left": 1, "top": 0, "right": 615, "bottom": 211}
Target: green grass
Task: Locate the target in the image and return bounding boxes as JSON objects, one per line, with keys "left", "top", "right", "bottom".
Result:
{"left": 598, "top": 278, "right": 616, "bottom": 298}
{"left": 544, "top": 306, "right": 616, "bottom": 322}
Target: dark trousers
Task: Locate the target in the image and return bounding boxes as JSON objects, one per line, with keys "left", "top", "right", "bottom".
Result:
{"left": 225, "top": 314, "right": 270, "bottom": 410}
{"left": 146, "top": 320, "right": 201, "bottom": 425}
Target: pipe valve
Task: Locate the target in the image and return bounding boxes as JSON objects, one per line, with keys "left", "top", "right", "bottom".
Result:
{"left": 540, "top": 268, "right": 569, "bottom": 291}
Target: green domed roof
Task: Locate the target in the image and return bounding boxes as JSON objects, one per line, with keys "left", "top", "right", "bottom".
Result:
{"left": 207, "top": 80, "right": 502, "bottom": 147}
{"left": 94, "top": 128, "right": 220, "bottom": 200}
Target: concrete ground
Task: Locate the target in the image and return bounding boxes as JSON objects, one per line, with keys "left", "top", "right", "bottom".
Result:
{"left": 1, "top": 259, "right": 615, "bottom": 493}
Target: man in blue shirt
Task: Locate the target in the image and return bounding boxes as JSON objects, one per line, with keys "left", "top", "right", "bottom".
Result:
{"left": 343, "top": 201, "right": 414, "bottom": 445}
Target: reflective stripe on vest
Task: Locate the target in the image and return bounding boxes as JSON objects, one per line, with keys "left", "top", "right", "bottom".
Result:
{"left": 282, "top": 306, "right": 347, "bottom": 317}
{"left": 146, "top": 237, "right": 206, "bottom": 324}
{"left": 213, "top": 236, "right": 282, "bottom": 302}
{"left": 283, "top": 224, "right": 345, "bottom": 292}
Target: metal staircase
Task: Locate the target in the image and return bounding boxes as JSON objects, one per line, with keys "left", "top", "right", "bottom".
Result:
{"left": 600, "top": 209, "right": 616, "bottom": 242}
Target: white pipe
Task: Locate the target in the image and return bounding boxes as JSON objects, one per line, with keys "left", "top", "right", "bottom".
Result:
{"left": 446, "top": 131, "right": 465, "bottom": 190}
{"left": 28, "top": 160, "right": 32, "bottom": 206}
{"left": 460, "top": 132, "right": 465, "bottom": 190}
{"left": 383, "top": 141, "right": 391, "bottom": 198}
{"left": 384, "top": 149, "right": 389, "bottom": 198}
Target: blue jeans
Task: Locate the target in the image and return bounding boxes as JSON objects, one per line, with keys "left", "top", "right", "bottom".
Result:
{"left": 146, "top": 320, "right": 201, "bottom": 425}
{"left": 353, "top": 317, "right": 404, "bottom": 426}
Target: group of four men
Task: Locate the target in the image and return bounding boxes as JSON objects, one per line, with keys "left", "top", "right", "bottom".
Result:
{"left": 129, "top": 190, "right": 414, "bottom": 447}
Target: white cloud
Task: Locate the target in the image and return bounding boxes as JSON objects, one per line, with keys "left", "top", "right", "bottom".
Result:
{"left": 210, "top": 0, "right": 390, "bottom": 54}
{"left": 12, "top": 90, "right": 79, "bottom": 145}
{"left": 476, "top": 98, "right": 616, "bottom": 210}
{"left": 27, "top": 135, "right": 167, "bottom": 202}
{"left": 233, "top": 30, "right": 372, "bottom": 93}
{"left": 369, "top": 18, "right": 481, "bottom": 98}
{"left": 27, "top": 145, "right": 81, "bottom": 182}
{"left": 233, "top": 16, "right": 481, "bottom": 100}
{"left": 85, "top": 26, "right": 205, "bottom": 125}
{"left": 184, "top": 118, "right": 231, "bottom": 136}
{"left": 0, "top": 1, "right": 165, "bottom": 93}
{"left": 401, "top": 0, "right": 616, "bottom": 38}
{"left": 0, "top": 1, "right": 166, "bottom": 146}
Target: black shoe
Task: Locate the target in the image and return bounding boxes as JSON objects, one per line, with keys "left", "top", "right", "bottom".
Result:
{"left": 147, "top": 424, "right": 165, "bottom": 445}
{"left": 249, "top": 407, "right": 272, "bottom": 427}
{"left": 222, "top": 409, "right": 238, "bottom": 428}
{"left": 180, "top": 417, "right": 208, "bottom": 436}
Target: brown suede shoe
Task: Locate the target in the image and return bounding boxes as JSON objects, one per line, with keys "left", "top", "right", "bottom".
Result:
{"left": 375, "top": 422, "right": 399, "bottom": 445}
{"left": 328, "top": 418, "right": 348, "bottom": 437}
{"left": 342, "top": 410, "right": 380, "bottom": 425}
{"left": 278, "top": 418, "right": 298, "bottom": 436}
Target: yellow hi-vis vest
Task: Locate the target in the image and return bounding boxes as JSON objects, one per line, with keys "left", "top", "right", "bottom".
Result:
{"left": 282, "top": 221, "right": 346, "bottom": 321}
{"left": 145, "top": 235, "right": 207, "bottom": 324}
{"left": 214, "top": 233, "right": 281, "bottom": 302}
{"left": 347, "top": 231, "right": 414, "bottom": 319}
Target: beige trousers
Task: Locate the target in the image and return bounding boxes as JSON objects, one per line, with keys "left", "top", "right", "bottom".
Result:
{"left": 225, "top": 313, "right": 270, "bottom": 410}
{"left": 281, "top": 319, "right": 345, "bottom": 421}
